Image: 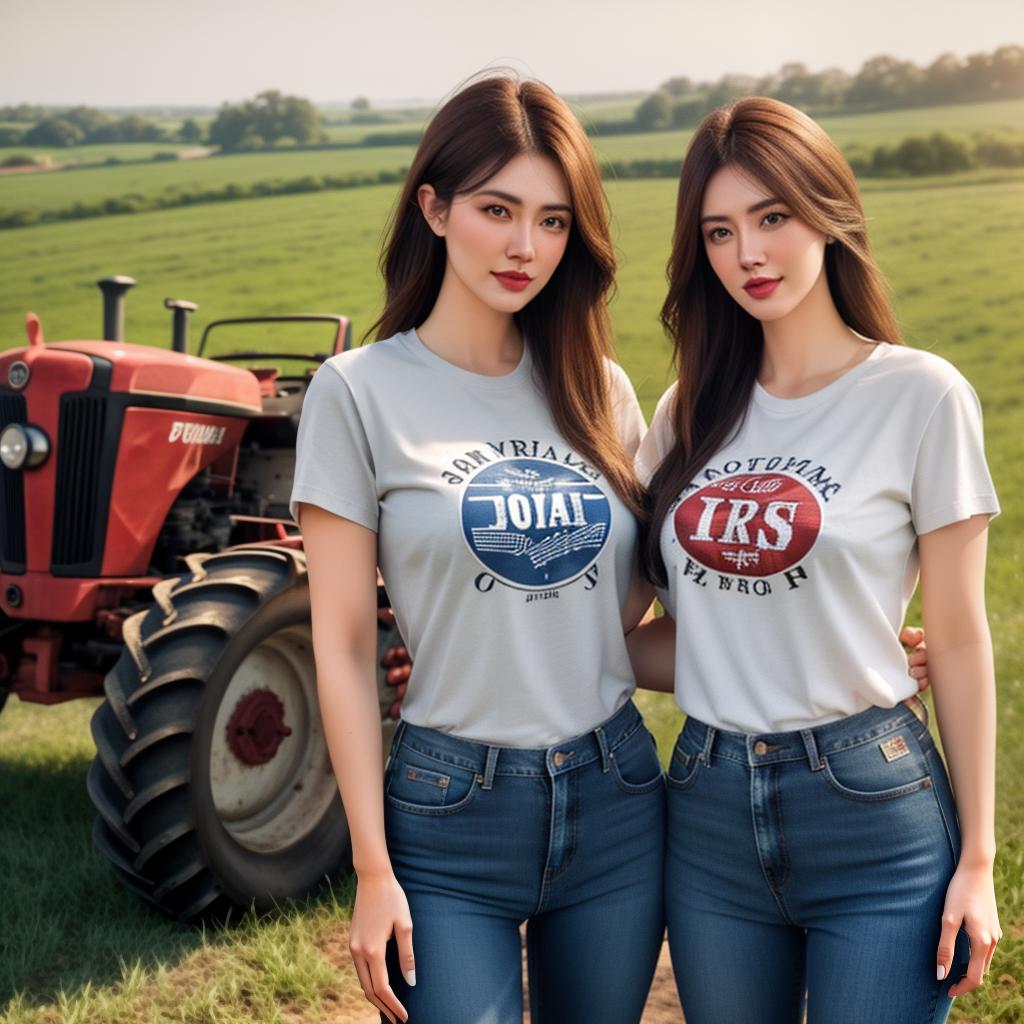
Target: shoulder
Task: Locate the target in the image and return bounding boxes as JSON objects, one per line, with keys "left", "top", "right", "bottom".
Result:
{"left": 603, "top": 357, "right": 637, "bottom": 399}
{"left": 319, "top": 332, "right": 414, "bottom": 390}
{"left": 868, "top": 343, "right": 977, "bottom": 404}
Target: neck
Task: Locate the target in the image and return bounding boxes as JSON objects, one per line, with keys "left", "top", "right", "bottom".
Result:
{"left": 759, "top": 270, "right": 871, "bottom": 398}
{"left": 416, "top": 264, "right": 522, "bottom": 375}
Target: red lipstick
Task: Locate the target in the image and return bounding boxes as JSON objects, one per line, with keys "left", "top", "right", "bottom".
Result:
{"left": 743, "top": 277, "right": 781, "bottom": 299}
{"left": 492, "top": 271, "right": 532, "bottom": 292}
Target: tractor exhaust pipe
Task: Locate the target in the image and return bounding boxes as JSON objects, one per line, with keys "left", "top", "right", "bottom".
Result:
{"left": 164, "top": 298, "right": 198, "bottom": 354}
{"left": 97, "top": 276, "right": 136, "bottom": 341}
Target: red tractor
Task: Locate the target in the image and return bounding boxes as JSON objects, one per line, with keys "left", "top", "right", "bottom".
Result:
{"left": 0, "top": 277, "right": 401, "bottom": 921}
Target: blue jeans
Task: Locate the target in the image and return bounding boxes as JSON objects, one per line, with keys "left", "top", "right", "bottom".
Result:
{"left": 665, "top": 696, "right": 969, "bottom": 1024}
{"left": 382, "top": 699, "right": 665, "bottom": 1023}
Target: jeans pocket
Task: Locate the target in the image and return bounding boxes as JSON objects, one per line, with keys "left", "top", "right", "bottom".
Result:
{"left": 665, "top": 725, "right": 705, "bottom": 792}
{"left": 609, "top": 727, "right": 664, "bottom": 795}
{"left": 385, "top": 751, "right": 479, "bottom": 816}
{"left": 822, "top": 727, "right": 932, "bottom": 802}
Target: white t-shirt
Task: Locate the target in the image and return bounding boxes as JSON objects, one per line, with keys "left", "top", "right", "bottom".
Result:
{"left": 291, "top": 330, "right": 646, "bottom": 746}
{"left": 636, "top": 343, "right": 999, "bottom": 734}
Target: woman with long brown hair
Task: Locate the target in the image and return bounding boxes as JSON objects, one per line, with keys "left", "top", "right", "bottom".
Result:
{"left": 629, "top": 96, "right": 1000, "bottom": 1022}
{"left": 290, "top": 75, "right": 664, "bottom": 1023}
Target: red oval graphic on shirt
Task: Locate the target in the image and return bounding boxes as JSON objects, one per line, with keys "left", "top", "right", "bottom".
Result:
{"left": 674, "top": 473, "right": 822, "bottom": 577}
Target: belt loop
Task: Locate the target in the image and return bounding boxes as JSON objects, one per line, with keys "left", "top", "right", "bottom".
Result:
{"left": 800, "top": 728, "right": 823, "bottom": 771}
{"left": 594, "top": 725, "right": 611, "bottom": 773}
{"left": 480, "top": 746, "right": 500, "bottom": 791}
{"left": 701, "top": 725, "right": 717, "bottom": 767}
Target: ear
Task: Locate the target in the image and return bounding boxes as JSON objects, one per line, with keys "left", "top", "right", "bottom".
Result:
{"left": 417, "top": 184, "right": 448, "bottom": 237}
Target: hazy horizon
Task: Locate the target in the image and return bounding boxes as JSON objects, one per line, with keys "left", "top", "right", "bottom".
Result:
{"left": 1, "top": 0, "right": 1020, "bottom": 108}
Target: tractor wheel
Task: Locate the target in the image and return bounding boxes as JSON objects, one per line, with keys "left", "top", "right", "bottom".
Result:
{"left": 87, "top": 546, "right": 399, "bottom": 922}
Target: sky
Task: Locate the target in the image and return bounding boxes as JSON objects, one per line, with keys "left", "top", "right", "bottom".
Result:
{"left": 1, "top": 0, "right": 1021, "bottom": 108}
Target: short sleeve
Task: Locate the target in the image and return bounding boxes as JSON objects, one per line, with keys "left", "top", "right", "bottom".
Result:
{"left": 289, "top": 362, "right": 379, "bottom": 531}
{"left": 911, "top": 376, "right": 999, "bottom": 535}
{"left": 607, "top": 361, "right": 647, "bottom": 457}
{"left": 634, "top": 384, "right": 677, "bottom": 486}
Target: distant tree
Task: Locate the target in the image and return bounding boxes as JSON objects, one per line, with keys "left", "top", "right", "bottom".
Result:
{"left": 634, "top": 90, "right": 672, "bottom": 129}
{"left": 24, "top": 117, "right": 84, "bottom": 147}
{"left": 351, "top": 96, "right": 371, "bottom": 110}
{"left": 923, "top": 53, "right": 963, "bottom": 104}
{"left": 847, "top": 55, "right": 924, "bottom": 108}
{"left": 179, "top": 118, "right": 203, "bottom": 144}
{"left": 659, "top": 76, "right": 694, "bottom": 97}
{"left": 281, "top": 95, "right": 320, "bottom": 144}
{"left": 670, "top": 96, "right": 706, "bottom": 127}
{"left": 64, "top": 105, "right": 111, "bottom": 137}
{"left": 208, "top": 91, "right": 320, "bottom": 149}
{"left": 990, "top": 45, "right": 1024, "bottom": 98}
{"left": 208, "top": 102, "right": 253, "bottom": 150}
{"left": 0, "top": 126, "right": 24, "bottom": 146}
{"left": 705, "top": 74, "right": 759, "bottom": 107}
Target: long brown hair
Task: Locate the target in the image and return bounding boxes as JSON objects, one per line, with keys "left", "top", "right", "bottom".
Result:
{"left": 642, "top": 96, "right": 904, "bottom": 584}
{"left": 370, "top": 73, "right": 644, "bottom": 520}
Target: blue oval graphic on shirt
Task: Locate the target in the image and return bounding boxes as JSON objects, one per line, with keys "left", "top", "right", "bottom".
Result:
{"left": 461, "top": 458, "right": 612, "bottom": 589}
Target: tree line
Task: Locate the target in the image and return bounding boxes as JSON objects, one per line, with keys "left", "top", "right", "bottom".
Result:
{"left": 4, "top": 130, "right": 1022, "bottom": 232}
{"left": 0, "top": 91, "right": 320, "bottom": 151}
{"left": 627, "top": 44, "right": 1024, "bottom": 131}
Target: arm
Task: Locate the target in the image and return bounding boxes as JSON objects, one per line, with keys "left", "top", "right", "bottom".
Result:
{"left": 301, "top": 503, "right": 411, "bottom": 1024}
{"left": 918, "top": 514, "right": 1000, "bottom": 995}
{"left": 626, "top": 611, "right": 677, "bottom": 693}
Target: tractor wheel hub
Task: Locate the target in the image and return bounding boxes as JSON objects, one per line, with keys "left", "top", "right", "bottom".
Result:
{"left": 226, "top": 689, "right": 293, "bottom": 765}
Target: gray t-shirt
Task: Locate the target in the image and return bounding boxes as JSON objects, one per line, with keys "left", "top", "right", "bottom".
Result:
{"left": 637, "top": 343, "right": 1000, "bottom": 734}
{"left": 291, "top": 330, "right": 646, "bottom": 746}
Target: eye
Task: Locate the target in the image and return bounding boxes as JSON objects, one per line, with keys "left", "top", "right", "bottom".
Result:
{"left": 541, "top": 215, "right": 569, "bottom": 230}
{"left": 706, "top": 226, "right": 731, "bottom": 243}
{"left": 484, "top": 203, "right": 510, "bottom": 218}
{"left": 761, "top": 211, "right": 790, "bottom": 228}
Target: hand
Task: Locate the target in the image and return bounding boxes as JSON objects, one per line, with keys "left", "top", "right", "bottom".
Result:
{"left": 900, "top": 625, "right": 930, "bottom": 692}
{"left": 936, "top": 861, "right": 1001, "bottom": 996}
{"left": 349, "top": 871, "right": 415, "bottom": 1023}
{"left": 378, "top": 608, "right": 411, "bottom": 720}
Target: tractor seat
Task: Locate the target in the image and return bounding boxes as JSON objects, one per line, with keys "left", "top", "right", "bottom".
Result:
{"left": 250, "top": 367, "right": 280, "bottom": 399}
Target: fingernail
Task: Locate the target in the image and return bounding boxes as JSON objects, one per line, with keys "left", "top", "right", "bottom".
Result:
{"left": 937, "top": 964, "right": 946, "bottom": 981}
{"left": 404, "top": 969, "right": 416, "bottom": 987}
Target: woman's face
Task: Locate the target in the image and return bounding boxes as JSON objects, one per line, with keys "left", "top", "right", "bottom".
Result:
{"left": 422, "top": 152, "right": 573, "bottom": 315}
{"left": 700, "top": 163, "right": 829, "bottom": 324}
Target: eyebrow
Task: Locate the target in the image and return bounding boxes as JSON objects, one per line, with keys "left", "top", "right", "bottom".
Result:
{"left": 475, "top": 189, "right": 573, "bottom": 214}
{"left": 700, "top": 197, "right": 785, "bottom": 224}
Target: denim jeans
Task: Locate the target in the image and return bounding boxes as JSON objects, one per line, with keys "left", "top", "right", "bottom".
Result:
{"left": 664, "top": 696, "right": 969, "bottom": 1024}
{"left": 381, "top": 699, "right": 665, "bottom": 1024}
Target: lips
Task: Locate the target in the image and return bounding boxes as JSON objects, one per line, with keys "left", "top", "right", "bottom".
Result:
{"left": 492, "top": 271, "right": 533, "bottom": 292}
{"left": 743, "top": 277, "right": 781, "bottom": 299}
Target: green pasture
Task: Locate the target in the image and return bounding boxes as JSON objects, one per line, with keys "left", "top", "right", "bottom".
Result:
{"left": 0, "top": 145, "right": 416, "bottom": 217}
{"left": 0, "top": 142, "right": 190, "bottom": 165}
{"left": 1, "top": 171, "right": 1023, "bottom": 1022}
{"left": 4, "top": 97, "right": 1023, "bottom": 225}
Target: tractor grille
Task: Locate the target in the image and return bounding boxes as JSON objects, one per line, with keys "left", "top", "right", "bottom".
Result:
{"left": 52, "top": 394, "right": 107, "bottom": 570}
{"left": 0, "top": 392, "right": 27, "bottom": 571}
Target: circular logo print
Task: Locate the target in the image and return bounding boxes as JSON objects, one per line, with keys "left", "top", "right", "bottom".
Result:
{"left": 674, "top": 473, "right": 822, "bottom": 577}
{"left": 462, "top": 458, "right": 611, "bottom": 589}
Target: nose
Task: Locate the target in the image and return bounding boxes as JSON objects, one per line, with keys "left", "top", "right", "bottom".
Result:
{"left": 737, "top": 230, "right": 766, "bottom": 271}
{"left": 506, "top": 222, "right": 535, "bottom": 263}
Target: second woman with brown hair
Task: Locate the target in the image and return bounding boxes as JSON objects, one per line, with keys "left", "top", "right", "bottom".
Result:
{"left": 631, "top": 97, "right": 1000, "bottom": 1022}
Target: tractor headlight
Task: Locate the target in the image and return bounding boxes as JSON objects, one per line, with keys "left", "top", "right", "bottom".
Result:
{"left": 0, "top": 423, "right": 49, "bottom": 470}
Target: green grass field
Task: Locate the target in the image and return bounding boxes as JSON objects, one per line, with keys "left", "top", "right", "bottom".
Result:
{"left": 1, "top": 150, "right": 1023, "bottom": 1020}
{"left": 3, "top": 97, "right": 1022, "bottom": 225}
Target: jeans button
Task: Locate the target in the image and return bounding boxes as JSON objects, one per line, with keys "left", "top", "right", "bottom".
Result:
{"left": 554, "top": 752, "right": 567, "bottom": 768}
{"left": 753, "top": 740, "right": 769, "bottom": 756}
